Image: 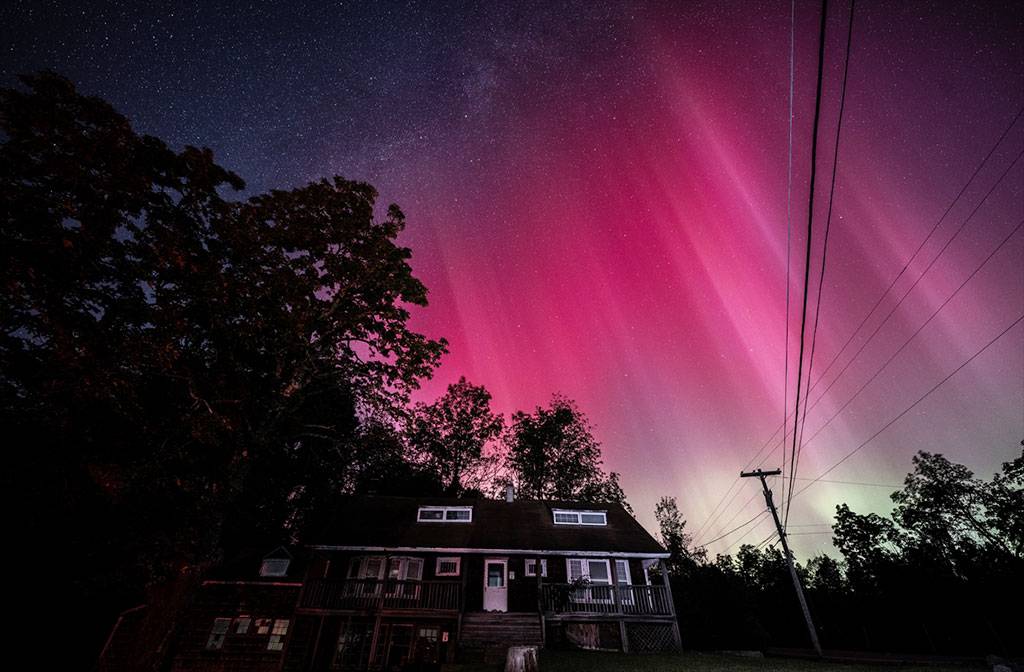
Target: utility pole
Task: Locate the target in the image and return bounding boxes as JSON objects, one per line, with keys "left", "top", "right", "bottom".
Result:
{"left": 741, "top": 468, "right": 822, "bottom": 656}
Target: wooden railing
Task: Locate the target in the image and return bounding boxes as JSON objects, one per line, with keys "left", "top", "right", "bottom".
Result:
{"left": 300, "top": 579, "right": 461, "bottom": 612}
{"left": 541, "top": 583, "right": 673, "bottom": 616}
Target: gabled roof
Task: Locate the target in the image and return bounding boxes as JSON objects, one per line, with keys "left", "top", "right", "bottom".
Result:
{"left": 311, "top": 496, "right": 667, "bottom": 557}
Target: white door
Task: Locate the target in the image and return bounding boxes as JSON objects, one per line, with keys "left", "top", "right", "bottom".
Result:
{"left": 483, "top": 558, "right": 508, "bottom": 612}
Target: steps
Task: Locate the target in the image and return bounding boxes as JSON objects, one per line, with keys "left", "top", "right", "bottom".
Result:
{"left": 459, "top": 612, "right": 543, "bottom": 664}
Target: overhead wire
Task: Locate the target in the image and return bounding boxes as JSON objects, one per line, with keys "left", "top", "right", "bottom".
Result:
{"left": 793, "top": 310, "right": 1024, "bottom": 499}
{"left": 785, "top": 0, "right": 832, "bottom": 536}
{"left": 787, "top": 212, "right": 1024, "bottom": 468}
{"left": 786, "top": 0, "right": 857, "bottom": 529}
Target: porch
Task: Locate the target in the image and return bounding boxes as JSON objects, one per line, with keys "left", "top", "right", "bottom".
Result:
{"left": 298, "top": 578, "right": 461, "bottom": 613}
{"left": 540, "top": 583, "right": 674, "bottom": 618}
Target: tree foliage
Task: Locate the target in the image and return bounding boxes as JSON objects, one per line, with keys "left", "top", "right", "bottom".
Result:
{"left": 1, "top": 72, "right": 447, "bottom": 660}
{"left": 407, "top": 376, "right": 504, "bottom": 495}
{"left": 660, "top": 447, "right": 1023, "bottom": 655}
{"left": 654, "top": 495, "right": 705, "bottom": 575}
{"left": 503, "top": 394, "right": 630, "bottom": 512}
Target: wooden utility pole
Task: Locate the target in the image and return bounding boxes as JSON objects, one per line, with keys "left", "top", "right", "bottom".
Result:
{"left": 740, "top": 468, "right": 822, "bottom": 656}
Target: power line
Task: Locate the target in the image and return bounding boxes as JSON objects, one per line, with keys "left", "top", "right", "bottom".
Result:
{"left": 800, "top": 148, "right": 1024, "bottom": 433}
{"left": 694, "top": 35, "right": 1022, "bottom": 553}
{"left": 787, "top": 0, "right": 857, "bottom": 529}
{"left": 794, "top": 310, "right": 1024, "bottom": 500}
{"left": 802, "top": 104, "right": 1024, "bottom": 401}
{"left": 782, "top": 0, "right": 797, "bottom": 500}
{"left": 703, "top": 104, "right": 1024, "bottom": 533}
{"left": 700, "top": 510, "right": 770, "bottom": 547}
{"left": 694, "top": 489, "right": 762, "bottom": 545}
{"left": 793, "top": 477, "right": 900, "bottom": 488}
{"left": 786, "top": 0, "right": 832, "bottom": 535}
{"left": 793, "top": 216, "right": 1024, "bottom": 461}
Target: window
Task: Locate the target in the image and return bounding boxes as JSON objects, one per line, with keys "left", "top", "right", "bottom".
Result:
{"left": 567, "top": 559, "right": 613, "bottom": 602}
{"left": 435, "top": 557, "right": 461, "bottom": 576}
{"left": 417, "top": 506, "right": 473, "bottom": 522}
{"left": 260, "top": 558, "right": 290, "bottom": 577}
{"left": 524, "top": 559, "right": 547, "bottom": 577}
{"left": 552, "top": 509, "right": 607, "bottom": 526}
{"left": 267, "top": 619, "right": 289, "bottom": 651}
{"left": 206, "top": 617, "right": 231, "bottom": 650}
{"left": 256, "top": 618, "right": 273, "bottom": 635}
{"left": 235, "top": 616, "right": 251, "bottom": 634}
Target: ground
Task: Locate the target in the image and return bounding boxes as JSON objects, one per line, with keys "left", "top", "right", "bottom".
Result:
{"left": 444, "top": 650, "right": 987, "bottom": 672}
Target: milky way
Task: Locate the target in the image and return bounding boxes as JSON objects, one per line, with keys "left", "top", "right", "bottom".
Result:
{"left": 3, "top": 0, "right": 1021, "bottom": 556}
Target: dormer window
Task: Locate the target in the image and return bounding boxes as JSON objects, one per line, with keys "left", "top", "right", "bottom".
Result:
{"left": 260, "top": 558, "right": 290, "bottom": 577}
{"left": 417, "top": 506, "right": 473, "bottom": 523}
{"left": 552, "top": 509, "right": 607, "bottom": 526}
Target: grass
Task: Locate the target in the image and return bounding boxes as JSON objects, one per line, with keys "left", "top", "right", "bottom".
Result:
{"left": 537, "top": 650, "right": 986, "bottom": 672}
{"left": 444, "top": 650, "right": 988, "bottom": 672}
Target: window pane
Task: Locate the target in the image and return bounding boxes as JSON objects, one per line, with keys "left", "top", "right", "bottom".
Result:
{"left": 580, "top": 513, "right": 606, "bottom": 525}
{"left": 419, "top": 509, "right": 443, "bottom": 520}
{"left": 407, "top": 558, "right": 424, "bottom": 580}
{"left": 554, "top": 512, "right": 578, "bottom": 524}
{"left": 568, "top": 559, "right": 584, "bottom": 581}
{"left": 446, "top": 508, "right": 471, "bottom": 520}
{"left": 588, "top": 561, "right": 610, "bottom": 583}
{"left": 615, "top": 560, "right": 630, "bottom": 584}
{"left": 487, "top": 563, "right": 504, "bottom": 587}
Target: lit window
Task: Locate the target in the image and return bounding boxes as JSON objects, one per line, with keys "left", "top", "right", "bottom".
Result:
{"left": 552, "top": 509, "right": 607, "bottom": 526}
{"left": 206, "top": 618, "right": 231, "bottom": 650}
{"left": 525, "top": 559, "right": 547, "bottom": 577}
{"left": 260, "top": 558, "right": 290, "bottom": 577}
{"left": 417, "top": 506, "right": 473, "bottom": 523}
{"left": 235, "top": 616, "right": 251, "bottom": 634}
{"left": 256, "top": 618, "right": 272, "bottom": 635}
{"left": 436, "top": 557, "right": 461, "bottom": 576}
{"left": 267, "top": 619, "right": 289, "bottom": 651}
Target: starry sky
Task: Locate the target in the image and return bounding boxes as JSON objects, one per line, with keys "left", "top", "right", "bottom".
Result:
{"left": 3, "top": 0, "right": 1022, "bottom": 557}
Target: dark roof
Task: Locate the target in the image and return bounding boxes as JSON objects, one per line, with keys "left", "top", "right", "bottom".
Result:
{"left": 311, "top": 496, "right": 666, "bottom": 556}
{"left": 204, "top": 546, "right": 307, "bottom": 583}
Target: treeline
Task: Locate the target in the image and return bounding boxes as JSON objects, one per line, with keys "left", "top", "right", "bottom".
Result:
{"left": 0, "top": 73, "right": 625, "bottom": 664}
{"left": 656, "top": 450, "right": 1024, "bottom": 656}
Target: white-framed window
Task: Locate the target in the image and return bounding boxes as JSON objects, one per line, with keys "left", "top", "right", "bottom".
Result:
{"left": 524, "top": 559, "right": 548, "bottom": 577}
{"left": 267, "top": 619, "right": 289, "bottom": 651}
{"left": 435, "top": 556, "right": 461, "bottom": 576}
{"left": 417, "top": 506, "right": 473, "bottom": 522}
{"left": 348, "top": 556, "right": 385, "bottom": 580}
{"left": 567, "top": 558, "right": 613, "bottom": 602}
{"left": 260, "top": 558, "right": 290, "bottom": 577}
{"left": 206, "top": 617, "right": 231, "bottom": 650}
{"left": 552, "top": 509, "right": 607, "bottom": 526}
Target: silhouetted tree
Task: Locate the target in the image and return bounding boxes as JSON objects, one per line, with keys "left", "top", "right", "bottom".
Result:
{"left": 407, "top": 377, "right": 504, "bottom": 495}
{"left": 503, "top": 394, "right": 630, "bottom": 512}
{"left": 1, "top": 72, "right": 446, "bottom": 662}
{"left": 654, "top": 495, "right": 705, "bottom": 575}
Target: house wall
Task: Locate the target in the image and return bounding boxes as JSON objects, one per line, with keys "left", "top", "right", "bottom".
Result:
{"left": 170, "top": 582, "right": 301, "bottom": 672}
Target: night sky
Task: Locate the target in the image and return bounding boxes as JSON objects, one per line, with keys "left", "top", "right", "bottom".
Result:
{"left": 4, "top": 0, "right": 1022, "bottom": 557}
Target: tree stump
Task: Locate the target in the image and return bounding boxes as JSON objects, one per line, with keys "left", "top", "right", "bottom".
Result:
{"left": 505, "top": 645, "right": 539, "bottom": 672}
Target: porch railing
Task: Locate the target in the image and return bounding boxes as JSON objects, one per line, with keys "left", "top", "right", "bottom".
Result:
{"left": 541, "top": 583, "right": 673, "bottom": 616}
{"left": 300, "top": 579, "right": 461, "bottom": 612}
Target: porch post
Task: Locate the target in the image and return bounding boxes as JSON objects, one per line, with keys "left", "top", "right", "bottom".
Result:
{"left": 610, "top": 560, "right": 628, "bottom": 653}
{"left": 536, "top": 556, "right": 546, "bottom": 646}
{"left": 659, "top": 559, "right": 682, "bottom": 650}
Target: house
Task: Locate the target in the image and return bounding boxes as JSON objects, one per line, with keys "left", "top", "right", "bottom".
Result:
{"left": 104, "top": 490, "right": 680, "bottom": 671}
{"left": 288, "top": 489, "right": 679, "bottom": 669}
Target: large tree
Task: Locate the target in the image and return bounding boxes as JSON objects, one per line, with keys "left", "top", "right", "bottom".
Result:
{"left": 503, "top": 394, "right": 630, "bottom": 512}
{"left": 407, "top": 376, "right": 504, "bottom": 495}
{"left": 1, "top": 72, "right": 446, "bottom": 659}
{"left": 654, "top": 495, "right": 705, "bottom": 575}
